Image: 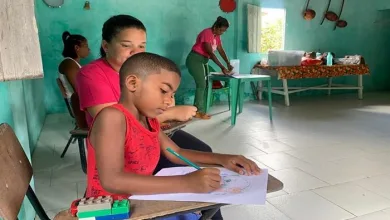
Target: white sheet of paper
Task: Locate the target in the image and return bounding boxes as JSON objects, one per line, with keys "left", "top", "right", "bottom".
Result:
{"left": 130, "top": 167, "right": 269, "bottom": 205}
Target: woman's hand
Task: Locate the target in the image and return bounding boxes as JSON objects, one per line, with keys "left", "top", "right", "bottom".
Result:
{"left": 163, "top": 105, "right": 197, "bottom": 122}
{"left": 217, "top": 154, "right": 262, "bottom": 175}
{"left": 221, "top": 67, "right": 232, "bottom": 75}
{"left": 227, "top": 63, "right": 234, "bottom": 71}
{"left": 168, "top": 97, "right": 176, "bottom": 108}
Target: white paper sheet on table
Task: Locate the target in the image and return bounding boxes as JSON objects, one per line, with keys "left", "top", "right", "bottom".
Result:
{"left": 210, "top": 72, "right": 240, "bottom": 77}
{"left": 210, "top": 72, "right": 262, "bottom": 79}
{"left": 130, "top": 167, "right": 268, "bottom": 205}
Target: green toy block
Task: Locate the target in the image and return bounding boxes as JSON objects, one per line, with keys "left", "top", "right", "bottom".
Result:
{"left": 77, "top": 209, "right": 111, "bottom": 218}
{"left": 111, "top": 199, "right": 130, "bottom": 214}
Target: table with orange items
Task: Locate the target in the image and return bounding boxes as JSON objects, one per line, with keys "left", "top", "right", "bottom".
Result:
{"left": 251, "top": 64, "right": 370, "bottom": 106}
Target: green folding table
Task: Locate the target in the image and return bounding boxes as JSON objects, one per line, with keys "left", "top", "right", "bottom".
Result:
{"left": 206, "top": 74, "right": 272, "bottom": 125}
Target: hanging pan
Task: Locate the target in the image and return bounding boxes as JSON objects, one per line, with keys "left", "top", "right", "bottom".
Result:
{"left": 334, "top": 0, "right": 348, "bottom": 30}
{"left": 321, "top": 0, "right": 338, "bottom": 24}
{"left": 303, "top": 0, "right": 316, "bottom": 21}
{"left": 43, "top": 0, "right": 64, "bottom": 8}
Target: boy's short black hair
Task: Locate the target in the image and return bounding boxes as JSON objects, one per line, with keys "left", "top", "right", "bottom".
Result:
{"left": 119, "top": 52, "right": 181, "bottom": 89}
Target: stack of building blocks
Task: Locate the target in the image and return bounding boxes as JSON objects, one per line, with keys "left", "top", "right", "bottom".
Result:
{"left": 70, "top": 196, "right": 131, "bottom": 220}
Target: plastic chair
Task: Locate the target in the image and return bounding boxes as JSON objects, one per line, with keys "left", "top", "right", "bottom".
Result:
{"left": 67, "top": 93, "right": 88, "bottom": 174}
{"left": 204, "top": 64, "right": 230, "bottom": 109}
{"left": 56, "top": 78, "right": 77, "bottom": 158}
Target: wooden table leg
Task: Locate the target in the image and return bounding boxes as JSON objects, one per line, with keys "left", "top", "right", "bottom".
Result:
{"left": 327, "top": 77, "right": 333, "bottom": 96}
{"left": 282, "top": 79, "right": 290, "bottom": 106}
{"left": 358, "top": 74, "right": 363, "bottom": 100}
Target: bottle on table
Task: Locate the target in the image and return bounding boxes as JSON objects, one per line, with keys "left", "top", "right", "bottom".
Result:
{"left": 326, "top": 52, "right": 333, "bottom": 66}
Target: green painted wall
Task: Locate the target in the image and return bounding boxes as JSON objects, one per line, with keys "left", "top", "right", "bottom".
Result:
{"left": 36, "top": 0, "right": 390, "bottom": 112}
{"left": 35, "top": 0, "right": 235, "bottom": 112}
{"left": 0, "top": 78, "right": 46, "bottom": 220}
{"left": 0, "top": 79, "right": 46, "bottom": 153}
{"left": 0, "top": 83, "right": 14, "bottom": 127}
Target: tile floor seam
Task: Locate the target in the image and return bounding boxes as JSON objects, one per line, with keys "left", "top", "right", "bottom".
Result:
{"left": 347, "top": 181, "right": 390, "bottom": 201}
{"left": 265, "top": 202, "right": 294, "bottom": 220}
{"left": 310, "top": 189, "right": 358, "bottom": 218}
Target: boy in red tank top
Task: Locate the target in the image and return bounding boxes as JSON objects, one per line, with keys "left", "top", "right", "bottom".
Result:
{"left": 87, "top": 52, "right": 261, "bottom": 218}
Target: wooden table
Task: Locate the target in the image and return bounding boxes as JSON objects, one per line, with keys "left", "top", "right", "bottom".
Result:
{"left": 128, "top": 174, "right": 283, "bottom": 219}
{"left": 54, "top": 174, "right": 283, "bottom": 220}
{"left": 161, "top": 120, "right": 194, "bottom": 137}
{"left": 252, "top": 64, "right": 370, "bottom": 106}
{"left": 206, "top": 74, "right": 272, "bottom": 125}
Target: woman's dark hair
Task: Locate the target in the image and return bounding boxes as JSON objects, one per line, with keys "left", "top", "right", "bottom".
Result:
{"left": 100, "top": 14, "right": 147, "bottom": 57}
{"left": 61, "top": 31, "right": 87, "bottom": 59}
{"left": 212, "top": 16, "right": 230, "bottom": 29}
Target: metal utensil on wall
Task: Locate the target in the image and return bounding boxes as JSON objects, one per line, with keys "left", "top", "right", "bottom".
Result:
{"left": 303, "top": 0, "right": 316, "bottom": 21}
{"left": 43, "top": 0, "right": 64, "bottom": 8}
{"left": 321, "top": 0, "right": 338, "bottom": 24}
{"left": 334, "top": 0, "right": 348, "bottom": 30}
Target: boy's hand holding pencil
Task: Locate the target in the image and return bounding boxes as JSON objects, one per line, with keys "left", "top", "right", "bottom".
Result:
{"left": 166, "top": 148, "right": 261, "bottom": 193}
{"left": 183, "top": 168, "right": 222, "bottom": 193}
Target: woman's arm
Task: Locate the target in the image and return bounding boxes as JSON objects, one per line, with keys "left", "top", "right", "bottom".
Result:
{"left": 76, "top": 66, "right": 119, "bottom": 119}
{"left": 217, "top": 45, "right": 233, "bottom": 71}
{"left": 217, "top": 45, "right": 230, "bottom": 67}
{"left": 87, "top": 103, "right": 117, "bottom": 119}
{"left": 203, "top": 42, "right": 227, "bottom": 72}
{"left": 156, "top": 106, "right": 197, "bottom": 123}
{"left": 156, "top": 97, "right": 197, "bottom": 123}
{"left": 91, "top": 107, "right": 195, "bottom": 195}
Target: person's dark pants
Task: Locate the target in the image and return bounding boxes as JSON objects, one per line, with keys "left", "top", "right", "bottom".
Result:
{"left": 154, "top": 130, "right": 223, "bottom": 220}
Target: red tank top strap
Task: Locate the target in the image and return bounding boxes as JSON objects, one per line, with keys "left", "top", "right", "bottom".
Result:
{"left": 91, "top": 104, "right": 160, "bottom": 135}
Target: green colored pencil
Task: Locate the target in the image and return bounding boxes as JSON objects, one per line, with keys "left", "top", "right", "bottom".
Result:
{"left": 166, "top": 147, "right": 201, "bottom": 170}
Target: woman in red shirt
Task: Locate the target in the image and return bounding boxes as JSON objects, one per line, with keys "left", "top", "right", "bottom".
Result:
{"left": 186, "top": 16, "right": 234, "bottom": 119}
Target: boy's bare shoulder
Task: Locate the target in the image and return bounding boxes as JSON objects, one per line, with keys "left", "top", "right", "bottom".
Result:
{"left": 94, "top": 106, "right": 126, "bottom": 127}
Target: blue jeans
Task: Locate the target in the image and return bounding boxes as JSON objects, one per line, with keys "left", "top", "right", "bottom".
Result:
{"left": 159, "top": 212, "right": 201, "bottom": 220}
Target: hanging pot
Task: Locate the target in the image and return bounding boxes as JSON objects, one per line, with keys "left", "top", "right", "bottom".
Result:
{"left": 303, "top": 0, "right": 316, "bottom": 21}
{"left": 336, "top": 20, "right": 348, "bottom": 28}
{"left": 43, "top": 0, "right": 64, "bottom": 8}
{"left": 83, "top": 1, "right": 90, "bottom": 10}
{"left": 219, "top": 0, "right": 236, "bottom": 13}
{"left": 334, "top": 0, "right": 348, "bottom": 30}
{"left": 321, "top": 0, "right": 337, "bottom": 24}
{"left": 325, "top": 11, "right": 338, "bottom": 22}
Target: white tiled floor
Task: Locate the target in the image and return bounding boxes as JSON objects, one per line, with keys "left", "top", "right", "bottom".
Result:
{"left": 32, "top": 92, "right": 390, "bottom": 219}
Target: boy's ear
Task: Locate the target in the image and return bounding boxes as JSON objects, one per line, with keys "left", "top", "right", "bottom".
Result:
{"left": 125, "top": 74, "right": 140, "bottom": 92}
